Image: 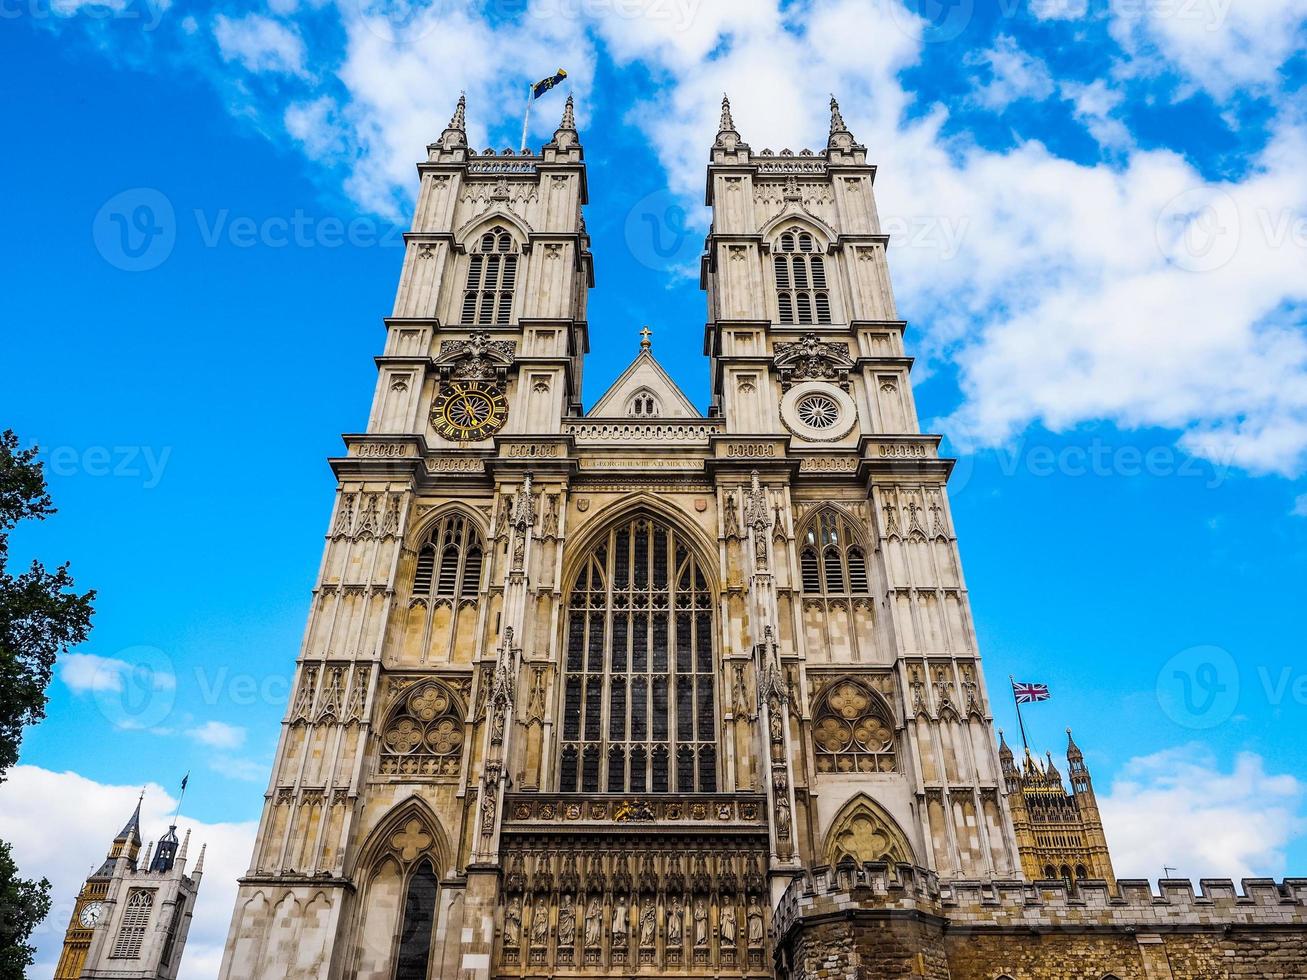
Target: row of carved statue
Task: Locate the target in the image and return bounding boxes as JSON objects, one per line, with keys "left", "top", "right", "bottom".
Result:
{"left": 504, "top": 892, "right": 766, "bottom": 950}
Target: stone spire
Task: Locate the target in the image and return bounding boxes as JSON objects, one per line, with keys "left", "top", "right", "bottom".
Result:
{"left": 194, "top": 843, "right": 206, "bottom": 875}
{"left": 713, "top": 93, "right": 745, "bottom": 151}
{"left": 549, "top": 93, "right": 580, "bottom": 150}
{"left": 827, "top": 94, "right": 856, "bottom": 149}
{"left": 1065, "top": 727, "right": 1084, "bottom": 764}
{"left": 436, "top": 92, "right": 468, "bottom": 150}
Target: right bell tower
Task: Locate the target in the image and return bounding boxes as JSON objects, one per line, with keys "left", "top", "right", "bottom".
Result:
{"left": 701, "top": 94, "right": 1020, "bottom": 879}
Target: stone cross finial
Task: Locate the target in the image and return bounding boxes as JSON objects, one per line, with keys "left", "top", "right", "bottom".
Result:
{"left": 639, "top": 325, "right": 652, "bottom": 350}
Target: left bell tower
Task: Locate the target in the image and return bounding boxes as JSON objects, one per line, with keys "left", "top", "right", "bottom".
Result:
{"left": 55, "top": 793, "right": 204, "bottom": 980}
{"left": 217, "top": 93, "right": 592, "bottom": 980}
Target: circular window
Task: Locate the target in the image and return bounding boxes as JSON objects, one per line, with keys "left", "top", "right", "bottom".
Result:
{"left": 796, "top": 393, "right": 840, "bottom": 430}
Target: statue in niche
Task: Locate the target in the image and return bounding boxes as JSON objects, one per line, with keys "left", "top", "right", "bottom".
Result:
{"left": 639, "top": 900, "right": 656, "bottom": 947}
{"left": 531, "top": 897, "right": 549, "bottom": 945}
{"left": 504, "top": 896, "right": 522, "bottom": 946}
{"left": 667, "top": 895, "right": 684, "bottom": 946}
{"left": 611, "top": 895, "right": 628, "bottom": 948}
{"left": 693, "top": 898, "right": 709, "bottom": 948}
{"left": 721, "top": 903, "right": 738, "bottom": 947}
{"left": 584, "top": 897, "right": 602, "bottom": 948}
{"left": 747, "top": 896, "right": 765, "bottom": 947}
{"left": 558, "top": 893, "right": 576, "bottom": 946}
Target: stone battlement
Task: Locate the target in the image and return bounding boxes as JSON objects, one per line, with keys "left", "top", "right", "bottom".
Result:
{"left": 774, "top": 862, "right": 1307, "bottom": 942}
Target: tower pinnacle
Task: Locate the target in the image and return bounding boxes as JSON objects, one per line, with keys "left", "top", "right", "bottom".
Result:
{"left": 713, "top": 93, "right": 745, "bottom": 152}
{"left": 436, "top": 92, "right": 468, "bottom": 150}
{"left": 828, "top": 94, "right": 857, "bottom": 149}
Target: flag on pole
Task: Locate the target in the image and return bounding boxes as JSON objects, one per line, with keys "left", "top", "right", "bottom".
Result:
{"left": 1012, "top": 681, "right": 1051, "bottom": 704}
{"left": 532, "top": 68, "right": 568, "bottom": 99}
{"left": 180, "top": 772, "right": 189, "bottom": 792}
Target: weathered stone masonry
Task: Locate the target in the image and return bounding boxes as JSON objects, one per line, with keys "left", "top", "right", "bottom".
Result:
{"left": 773, "top": 863, "right": 1307, "bottom": 980}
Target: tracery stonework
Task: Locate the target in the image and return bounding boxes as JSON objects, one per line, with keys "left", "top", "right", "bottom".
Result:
{"left": 217, "top": 93, "right": 1307, "bottom": 980}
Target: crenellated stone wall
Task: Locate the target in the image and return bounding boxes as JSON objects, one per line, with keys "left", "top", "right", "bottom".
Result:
{"left": 773, "top": 863, "right": 1307, "bottom": 980}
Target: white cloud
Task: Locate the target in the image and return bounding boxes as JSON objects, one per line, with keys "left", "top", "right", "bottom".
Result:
{"left": 1061, "top": 78, "right": 1132, "bottom": 149}
{"left": 187, "top": 720, "right": 246, "bottom": 750}
{"left": 1109, "top": 0, "right": 1307, "bottom": 99}
{"left": 74, "top": 0, "right": 1307, "bottom": 477}
{"left": 60, "top": 652, "right": 175, "bottom": 695}
{"left": 1292, "top": 493, "right": 1307, "bottom": 516}
{"left": 967, "top": 35, "right": 1056, "bottom": 110}
{"left": 213, "top": 13, "right": 309, "bottom": 77}
{"left": 209, "top": 756, "right": 268, "bottom": 782}
{"left": 1100, "top": 746, "right": 1305, "bottom": 881}
{"left": 0, "top": 766, "right": 257, "bottom": 980}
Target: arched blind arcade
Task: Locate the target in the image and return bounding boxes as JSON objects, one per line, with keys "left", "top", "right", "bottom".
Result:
{"left": 559, "top": 516, "right": 717, "bottom": 794}
{"left": 461, "top": 226, "right": 518, "bottom": 325}
{"left": 774, "top": 228, "right": 831, "bottom": 326}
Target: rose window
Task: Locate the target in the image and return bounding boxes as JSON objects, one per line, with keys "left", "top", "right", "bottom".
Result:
{"left": 796, "top": 393, "right": 840, "bottom": 429}
{"left": 812, "top": 679, "right": 897, "bottom": 775}
{"left": 380, "top": 682, "right": 465, "bottom": 777}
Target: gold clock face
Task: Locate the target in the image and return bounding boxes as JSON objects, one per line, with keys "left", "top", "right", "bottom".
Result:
{"left": 431, "top": 381, "right": 508, "bottom": 442}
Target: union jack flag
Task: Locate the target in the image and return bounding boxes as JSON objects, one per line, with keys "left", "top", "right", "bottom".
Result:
{"left": 1012, "top": 681, "right": 1051, "bottom": 704}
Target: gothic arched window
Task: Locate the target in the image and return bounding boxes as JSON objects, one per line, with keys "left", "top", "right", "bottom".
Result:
{"left": 110, "top": 889, "right": 154, "bottom": 958}
{"left": 395, "top": 860, "right": 439, "bottom": 980}
{"left": 413, "top": 514, "right": 484, "bottom": 599}
{"left": 799, "top": 508, "right": 869, "bottom": 595}
{"left": 559, "top": 515, "right": 716, "bottom": 794}
{"left": 812, "top": 680, "right": 896, "bottom": 774}
{"left": 774, "top": 228, "right": 831, "bottom": 326}
{"left": 461, "top": 226, "right": 518, "bottom": 325}
{"left": 627, "top": 390, "right": 661, "bottom": 418}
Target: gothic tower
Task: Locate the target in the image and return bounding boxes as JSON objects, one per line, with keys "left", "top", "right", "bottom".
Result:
{"left": 1001, "top": 729, "right": 1117, "bottom": 889}
{"left": 55, "top": 795, "right": 204, "bottom": 980}
{"left": 217, "top": 92, "right": 1019, "bottom": 980}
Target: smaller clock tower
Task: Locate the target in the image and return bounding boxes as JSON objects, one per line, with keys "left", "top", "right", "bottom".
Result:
{"left": 53, "top": 792, "right": 204, "bottom": 980}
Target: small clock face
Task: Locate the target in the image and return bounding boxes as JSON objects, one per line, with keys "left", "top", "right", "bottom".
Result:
{"left": 79, "top": 902, "right": 105, "bottom": 928}
{"left": 431, "top": 382, "right": 509, "bottom": 442}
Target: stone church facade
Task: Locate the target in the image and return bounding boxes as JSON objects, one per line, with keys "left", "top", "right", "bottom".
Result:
{"left": 216, "top": 95, "right": 1307, "bottom": 980}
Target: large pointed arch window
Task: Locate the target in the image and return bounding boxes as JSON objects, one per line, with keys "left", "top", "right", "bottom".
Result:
{"left": 799, "top": 508, "right": 869, "bottom": 595}
{"left": 110, "top": 889, "right": 154, "bottom": 958}
{"left": 559, "top": 515, "right": 717, "bottom": 794}
{"left": 461, "top": 226, "right": 518, "bottom": 325}
{"left": 412, "top": 513, "right": 484, "bottom": 599}
{"left": 774, "top": 228, "right": 832, "bottom": 326}
{"left": 394, "top": 860, "right": 439, "bottom": 980}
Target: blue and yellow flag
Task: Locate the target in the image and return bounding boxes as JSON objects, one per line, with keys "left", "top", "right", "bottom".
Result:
{"left": 532, "top": 68, "right": 567, "bottom": 99}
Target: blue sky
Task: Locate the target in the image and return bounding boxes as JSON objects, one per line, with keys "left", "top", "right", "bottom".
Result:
{"left": 3, "top": 0, "right": 1307, "bottom": 974}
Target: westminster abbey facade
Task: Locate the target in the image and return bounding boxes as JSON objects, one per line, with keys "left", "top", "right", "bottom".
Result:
{"left": 217, "top": 96, "right": 1307, "bottom": 980}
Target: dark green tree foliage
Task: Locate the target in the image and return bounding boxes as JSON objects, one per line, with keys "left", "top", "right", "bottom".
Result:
{"left": 0, "top": 429, "right": 95, "bottom": 978}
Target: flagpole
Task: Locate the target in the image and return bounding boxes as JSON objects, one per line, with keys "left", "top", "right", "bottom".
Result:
{"left": 171, "top": 772, "right": 189, "bottom": 826}
{"left": 1010, "top": 675, "right": 1030, "bottom": 753}
{"left": 520, "top": 82, "right": 532, "bottom": 153}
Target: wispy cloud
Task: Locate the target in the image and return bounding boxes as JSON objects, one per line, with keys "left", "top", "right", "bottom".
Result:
{"left": 60, "top": 652, "right": 175, "bottom": 695}
{"left": 186, "top": 720, "right": 246, "bottom": 750}
{"left": 1101, "top": 745, "right": 1306, "bottom": 881}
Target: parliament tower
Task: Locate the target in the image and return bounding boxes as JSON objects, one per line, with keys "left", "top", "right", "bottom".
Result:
{"left": 218, "top": 93, "right": 1041, "bottom": 980}
{"left": 55, "top": 794, "right": 203, "bottom": 980}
